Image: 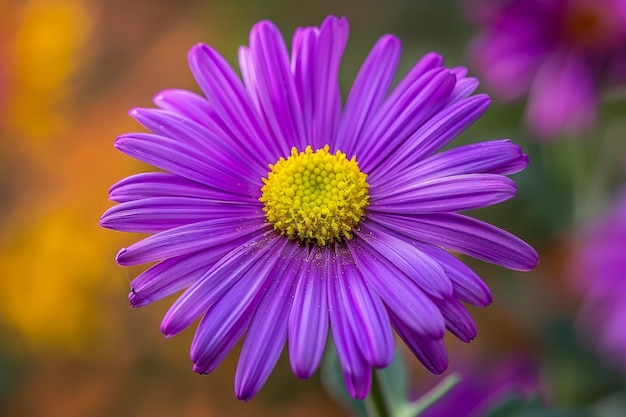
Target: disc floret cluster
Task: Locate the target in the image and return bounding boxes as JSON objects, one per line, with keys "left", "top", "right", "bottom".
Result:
{"left": 260, "top": 145, "right": 369, "bottom": 246}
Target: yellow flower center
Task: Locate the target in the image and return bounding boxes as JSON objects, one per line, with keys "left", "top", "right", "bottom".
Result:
{"left": 260, "top": 145, "right": 369, "bottom": 246}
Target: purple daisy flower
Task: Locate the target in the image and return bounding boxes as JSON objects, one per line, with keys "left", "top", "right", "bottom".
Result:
{"left": 466, "top": 0, "right": 626, "bottom": 139}
{"left": 569, "top": 186, "right": 626, "bottom": 369}
{"left": 100, "top": 15, "right": 538, "bottom": 400}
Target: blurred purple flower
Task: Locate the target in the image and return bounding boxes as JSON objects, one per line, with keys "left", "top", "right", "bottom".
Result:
{"left": 569, "top": 187, "right": 626, "bottom": 369}
{"left": 466, "top": 0, "right": 626, "bottom": 139}
{"left": 100, "top": 15, "right": 538, "bottom": 400}
{"left": 419, "top": 357, "right": 541, "bottom": 417}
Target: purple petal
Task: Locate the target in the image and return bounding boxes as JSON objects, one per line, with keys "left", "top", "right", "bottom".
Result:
{"left": 347, "top": 240, "right": 446, "bottom": 338}
{"left": 370, "top": 212, "right": 539, "bottom": 271}
{"left": 191, "top": 244, "right": 300, "bottom": 376}
{"left": 108, "top": 172, "right": 245, "bottom": 203}
{"left": 115, "top": 216, "right": 267, "bottom": 266}
{"left": 129, "top": 252, "right": 209, "bottom": 308}
{"left": 404, "top": 52, "right": 444, "bottom": 78}
{"left": 451, "top": 66, "right": 468, "bottom": 78}
{"left": 129, "top": 231, "right": 261, "bottom": 308}
{"left": 334, "top": 246, "right": 394, "bottom": 367}
{"left": 288, "top": 246, "right": 329, "bottom": 379}
{"left": 358, "top": 68, "right": 457, "bottom": 170}
{"left": 163, "top": 232, "right": 285, "bottom": 338}
{"left": 433, "top": 297, "right": 478, "bottom": 342}
{"left": 152, "top": 88, "right": 214, "bottom": 125}
{"left": 130, "top": 108, "right": 260, "bottom": 182}
{"left": 237, "top": 46, "right": 259, "bottom": 109}
{"left": 100, "top": 197, "right": 260, "bottom": 233}
{"left": 355, "top": 222, "right": 454, "bottom": 299}
{"left": 411, "top": 242, "right": 492, "bottom": 307}
{"left": 389, "top": 310, "right": 449, "bottom": 374}
{"left": 350, "top": 51, "right": 444, "bottom": 162}
{"left": 235, "top": 242, "right": 301, "bottom": 401}
{"left": 247, "top": 20, "right": 306, "bottom": 155}
{"left": 151, "top": 90, "right": 269, "bottom": 170}
{"left": 190, "top": 248, "right": 281, "bottom": 375}
{"left": 342, "top": 362, "right": 372, "bottom": 400}
{"left": 410, "top": 139, "right": 529, "bottom": 178}
{"left": 449, "top": 76, "right": 480, "bottom": 103}
{"left": 335, "top": 35, "right": 401, "bottom": 152}
{"left": 371, "top": 140, "right": 528, "bottom": 196}
{"left": 290, "top": 27, "right": 317, "bottom": 148}
{"left": 327, "top": 248, "right": 373, "bottom": 399}
{"left": 141, "top": 101, "right": 267, "bottom": 171}
{"left": 356, "top": 222, "right": 492, "bottom": 306}
{"left": 191, "top": 301, "right": 256, "bottom": 376}
{"left": 114, "top": 133, "right": 258, "bottom": 197}
{"left": 291, "top": 16, "right": 348, "bottom": 150}
{"left": 370, "top": 174, "right": 517, "bottom": 213}
{"left": 369, "top": 95, "right": 491, "bottom": 181}
{"left": 188, "top": 43, "right": 278, "bottom": 162}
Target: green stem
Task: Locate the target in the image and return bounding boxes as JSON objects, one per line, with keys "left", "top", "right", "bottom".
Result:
{"left": 364, "top": 371, "right": 460, "bottom": 417}
{"left": 569, "top": 139, "right": 589, "bottom": 227}
{"left": 364, "top": 370, "right": 391, "bottom": 417}
{"left": 398, "top": 373, "right": 460, "bottom": 417}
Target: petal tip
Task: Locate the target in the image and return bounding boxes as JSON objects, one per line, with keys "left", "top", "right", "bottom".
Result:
{"left": 474, "top": 93, "right": 492, "bottom": 106}
{"left": 128, "top": 107, "right": 141, "bottom": 118}
{"left": 346, "top": 380, "right": 371, "bottom": 400}
{"left": 98, "top": 213, "right": 109, "bottom": 229}
{"left": 152, "top": 91, "right": 166, "bottom": 105}
{"left": 379, "top": 33, "right": 401, "bottom": 47}
{"left": 188, "top": 43, "right": 211, "bottom": 64}
{"left": 518, "top": 246, "right": 540, "bottom": 271}
{"left": 190, "top": 42, "right": 209, "bottom": 53}
{"left": 112, "top": 135, "right": 129, "bottom": 150}
{"left": 290, "top": 362, "right": 316, "bottom": 380}
{"left": 518, "top": 154, "right": 530, "bottom": 171}
{"left": 128, "top": 289, "right": 147, "bottom": 308}
{"left": 192, "top": 364, "right": 209, "bottom": 375}
{"left": 160, "top": 326, "right": 175, "bottom": 338}
{"left": 483, "top": 292, "right": 494, "bottom": 307}
{"left": 115, "top": 247, "right": 127, "bottom": 263}
{"left": 250, "top": 19, "right": 279, "bottom": 39}
{"left": 235, "top": 386, "right": 257, "bottom": 402}
{"left": 422, "top": 51, "right": 444, "bottom": 66}
{"left": 429, "top": 361, "right": 449, "bottom": 375}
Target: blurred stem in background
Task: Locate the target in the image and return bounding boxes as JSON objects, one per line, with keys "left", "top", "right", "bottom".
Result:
{"left": 542, "top": 127, "right": 616, "bottom": 229}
